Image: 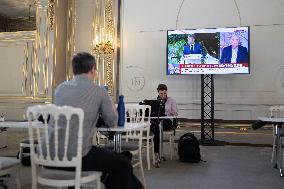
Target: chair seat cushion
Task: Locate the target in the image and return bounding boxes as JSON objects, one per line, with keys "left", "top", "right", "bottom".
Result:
{"left": 0, "top": 157, "right": 20, "bottom": 169}
{"left": 121, "top": 143, "right": 139, "bottom": 151}
{"left": 40, "top": 168, "right": 101, "bottom": 180}
{"left": 163, "top": 130, "right": 174, "bottom": 134}
{"left": 103, "top": 142, "right": 139, "bottom": 151}
{"left": 20, "top": 139, "right": 38, "bottom": 144}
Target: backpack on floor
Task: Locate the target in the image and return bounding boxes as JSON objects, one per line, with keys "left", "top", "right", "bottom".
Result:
{"left": 178, "top": 132, "right": 201, "bottom": 163}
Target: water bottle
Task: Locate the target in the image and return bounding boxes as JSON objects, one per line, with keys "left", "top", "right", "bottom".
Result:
{"left": 103, "top": 85, "right": 108, "bottom": 93}
{"left": 117, "top": 95, "right": 125, "bottom": 127}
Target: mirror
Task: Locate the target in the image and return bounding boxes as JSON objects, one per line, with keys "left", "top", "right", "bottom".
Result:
{"left": 0, "top": 0, "right": 36, "bottom": 32}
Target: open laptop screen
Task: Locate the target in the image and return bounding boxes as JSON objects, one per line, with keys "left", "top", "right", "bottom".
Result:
{"left": 142, "top": 100, "right": 165, "bottom": 117}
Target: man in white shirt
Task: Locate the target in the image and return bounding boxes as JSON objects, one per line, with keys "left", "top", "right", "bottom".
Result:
{"left": 220, "top": 34, "right": 248, "bottom": 63}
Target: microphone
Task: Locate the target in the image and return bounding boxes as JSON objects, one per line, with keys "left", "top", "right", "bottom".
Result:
{"left": 158, "top": 99, "right": 163, "bottom": 106}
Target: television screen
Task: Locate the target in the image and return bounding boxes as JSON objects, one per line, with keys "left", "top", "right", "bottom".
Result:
{"left": 167, "top": 26, "right": 250, "bottom": 75}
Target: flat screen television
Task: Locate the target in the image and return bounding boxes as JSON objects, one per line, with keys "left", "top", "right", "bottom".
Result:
{"left": 167, "top": 26, "right": 250, "bottom": 75}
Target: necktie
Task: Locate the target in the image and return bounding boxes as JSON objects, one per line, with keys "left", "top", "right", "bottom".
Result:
{"left": 190, "top": 44, "right": 194, "bottom": 53}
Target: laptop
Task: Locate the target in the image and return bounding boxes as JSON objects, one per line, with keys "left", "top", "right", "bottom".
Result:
{"left": 141, "top": 100, "right": 165, "bottom": 117}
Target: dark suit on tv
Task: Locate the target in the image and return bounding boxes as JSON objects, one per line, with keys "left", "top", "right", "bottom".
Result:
{"left": 220, "top": 45, "right": 248, "bottom": 63}
{"left": 183, "top": 43, "right": 203, "bottom": 55}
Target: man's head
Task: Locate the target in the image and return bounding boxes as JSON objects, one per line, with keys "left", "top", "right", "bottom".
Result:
{"left": 157, "top": 84, "right": 168, "bottom": 101}
{"left": 187, "top": 34, "right": 196, "bottom": 45}
{"left": 72, "top": 52, "right": 97, "bottom": 80}
{"left": 230, "top": 34, "right": 240, "bottom": 49}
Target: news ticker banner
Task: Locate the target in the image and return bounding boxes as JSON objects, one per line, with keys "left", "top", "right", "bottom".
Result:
{"left": 180, "top": 63, "right": 249, "bottom": 74}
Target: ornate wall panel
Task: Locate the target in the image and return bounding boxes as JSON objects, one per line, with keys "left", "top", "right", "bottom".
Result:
{"left": 66, "top": 0, "right": 76, "bottom": 80}
{"left": 0, "top": 31, "right": 35, "bottom": 97}
{"left": 34, "top": 0, "right": 54, "bottom": 98}
{"left": 0, "top": 0, "right": 55, "bottom": 120}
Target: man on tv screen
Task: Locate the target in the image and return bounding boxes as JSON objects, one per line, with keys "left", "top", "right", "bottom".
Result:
{"left": 183, "top": 34, "right": 203, "bottom": 55}
{"left": 181, "top": 34, "right": 203, "bottom": 64}
{"left": 220, "top": 34, "right": 248, "bottom": 63}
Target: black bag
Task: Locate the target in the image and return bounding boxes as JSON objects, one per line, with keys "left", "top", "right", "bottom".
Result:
{"left": 103, "top": 171, "right": 143, "bottom": 189}
{"left": 178, "top": 133, "right": 201, "bottom": 163}
{"left": 251, "top": 120, "right": 267, "bottom": 130}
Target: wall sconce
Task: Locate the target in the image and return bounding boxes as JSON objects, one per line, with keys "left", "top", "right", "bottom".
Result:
{"left": 93, "top": 41, "right": 114, "bottom": 55}
{"left": 92, "top": 0, "right": 116, "bottom": 96}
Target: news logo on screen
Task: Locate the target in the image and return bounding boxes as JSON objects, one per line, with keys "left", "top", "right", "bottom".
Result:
{"left": 167, "top": 26, "right": 250, "bottom": 75}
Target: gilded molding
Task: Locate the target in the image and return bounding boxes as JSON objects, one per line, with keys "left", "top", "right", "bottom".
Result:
{"left": 66, "top": 0, "right": 76, "bottom": 80}
{"left": 0, "top": 31, "right": 35, "bottom": 44}
{"left": 34, "top": 0, "right": 54, "bottom": 98}
{"left": 0, "top": 96, "right": 52, "bottom": 100}
{"left": 105, "top": 55, "right": 114, "bottom": 95}
{"left": 48, "top": 0, "right": 55, "bottom": 29}
{"left": 105, "top": 0, "right": 114, "bottom": 40}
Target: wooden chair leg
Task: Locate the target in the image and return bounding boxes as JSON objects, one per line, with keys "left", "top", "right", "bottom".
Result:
{"left": 151, "top": 138, "right": 155, "bottom": 166}
{"left": 96, "top": 177, "right": 102, "bottom": 189}
{"left": 146, "top": 139, "right": 150, "bottom": 170}
{"left": 15, "top": 166, "right": 21, "bottom": 189}
{"left": 139, "top": 159, "right": 147, "bottom": 189}
{"left": 170, "top": 134, "right": 173, "bottom": 160}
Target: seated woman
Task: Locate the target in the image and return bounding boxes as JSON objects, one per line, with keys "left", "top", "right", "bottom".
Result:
{"left": 151, "top": 84, "right": 178, "bottom": 167}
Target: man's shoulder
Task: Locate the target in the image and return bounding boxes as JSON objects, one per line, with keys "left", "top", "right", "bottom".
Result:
{"left": 222, "top": 45, "right": 231, "bottom": 53}
{"left": 184, "top": 44, "right": 190, "bottom": 48}
{"left": 167, "top": 96, "right": 176, "bottom": 103}
{"left": 224, "top": 45, "right": 232, "bottom": 50}
{"left": 55, "top": 80, "right": 70, "bottom": 90}
{"left": 239, "top": 45, "right": 247, "bottom": 51}
{"left": 195, "top": 43, "right": 202, "bottom": 47}
{"left": 55, "top": 79, "right": 103, "bottom": 93}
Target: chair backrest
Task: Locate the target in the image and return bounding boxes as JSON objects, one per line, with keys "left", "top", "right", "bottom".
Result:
{"left": 270, "top": 106, "right": 284, "bottom": 118}
{"left": 140, "top": 105, "right": 151, "bottom": 138}
{"left": 123, "top": 104, "right": 150, "bottom": 139}
{"left": 143, "top": 105, "right": 151, "bottom": 124}
{"left": 27, "top": 104, "right": 84, "bottom": 169}
{"left": 125, "top": 104, "right": 145, "bottom": 123}
{"left": 124, "top": 104, "right": 151, "bottom": 122}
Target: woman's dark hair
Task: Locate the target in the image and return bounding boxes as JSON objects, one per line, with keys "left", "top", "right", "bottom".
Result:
{"left": 157, "top": 84, "right": 167, "bottom": 92}
{"left": 72, "top": 52, "right": 96, "bottom": 75}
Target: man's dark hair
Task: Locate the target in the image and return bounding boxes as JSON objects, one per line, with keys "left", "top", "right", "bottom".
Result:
{"left": 157, "top": 84, "right": 167, "bottom": 92}
{"left": 72, "top": 52, "right": 96, "bottom": 75}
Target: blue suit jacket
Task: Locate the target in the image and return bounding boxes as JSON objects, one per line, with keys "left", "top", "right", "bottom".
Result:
{"left": 220, "top": 45, "right": 248, "bottom": 63}
{"left": 183, "top": 43, "right": 203, "bottom": 55}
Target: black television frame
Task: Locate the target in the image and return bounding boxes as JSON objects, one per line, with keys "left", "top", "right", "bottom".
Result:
{"left": 166, "top": 26, "right": 250, "bottom": 75}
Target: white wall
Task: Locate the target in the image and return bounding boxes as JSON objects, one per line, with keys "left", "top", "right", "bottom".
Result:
{"left": 0, "top": 45, "right": 26, "bottom": 95}
{"left": 75, "top": 0, "right": 94, "bottom": 53}
{"left": 121, "top": 0, "right": 284, "bottom": 120}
